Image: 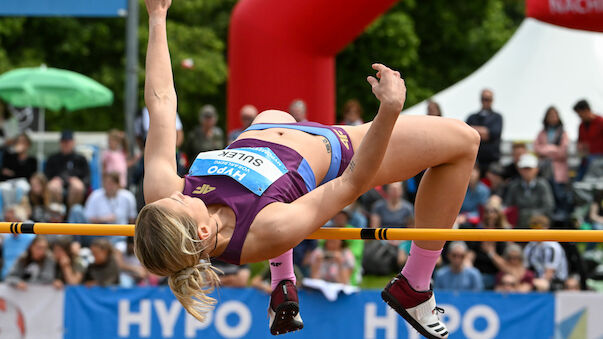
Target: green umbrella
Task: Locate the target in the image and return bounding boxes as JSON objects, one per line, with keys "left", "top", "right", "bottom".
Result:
{"left": 0, "top": 65, "right": 114, "bottom": 170}
{"left": 0, "top": 65, "right": 113, "bottom": 111}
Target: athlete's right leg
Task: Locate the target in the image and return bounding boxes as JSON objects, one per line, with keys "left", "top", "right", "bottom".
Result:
{"left": 342, "top": 114, "right": 479, "bottom": 252}
{"left": 342, "top": 115, "right": 479, "bottom": 339}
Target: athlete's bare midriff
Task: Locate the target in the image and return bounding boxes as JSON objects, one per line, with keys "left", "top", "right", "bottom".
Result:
{"left": 236, "top": 123, "right": 333, "bottom": 185}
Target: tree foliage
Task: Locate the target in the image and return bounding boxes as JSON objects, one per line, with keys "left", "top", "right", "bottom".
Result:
{"left": 0, "top": 0, "right": 523, "bottom": 131}
{"left": 0, "top": 0, "right": 235, "bottom": 131}
{"left": 336, "top": 0, "right": 524, "bottom": 119}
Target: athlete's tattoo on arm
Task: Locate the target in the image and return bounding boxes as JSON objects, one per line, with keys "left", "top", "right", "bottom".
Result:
{"left": 347, "top": 159, "right": 356, "bottom": 172}
{"left": 322, "top": 137, "right": 332, "bottom": 154}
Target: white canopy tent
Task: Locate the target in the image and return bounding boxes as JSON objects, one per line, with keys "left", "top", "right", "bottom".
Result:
{"left": 403, "top": 18, "right": 603, "bottom": 141}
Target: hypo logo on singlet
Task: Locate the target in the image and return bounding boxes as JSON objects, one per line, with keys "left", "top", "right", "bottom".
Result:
{"left": 188, "top": 147, "right": 288, "bottom": 196}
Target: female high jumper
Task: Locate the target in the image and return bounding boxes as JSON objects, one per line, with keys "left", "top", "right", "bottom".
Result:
{"left": 134, "top": 0, "right": 479, "bottom": 338}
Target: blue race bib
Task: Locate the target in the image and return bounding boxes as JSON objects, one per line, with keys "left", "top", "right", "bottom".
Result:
{"left": 188, "top": 147, "right": 289, "bottom": 196}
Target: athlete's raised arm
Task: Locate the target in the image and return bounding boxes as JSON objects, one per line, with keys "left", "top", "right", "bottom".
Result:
{"left": 261, "top": 64, "right": 406, "bottom": 255}
{"left": 142, "top": 0, "right": 184, "bottom": 203}
{"left": 340, "top": 64, "right": 405, "bottom": 193}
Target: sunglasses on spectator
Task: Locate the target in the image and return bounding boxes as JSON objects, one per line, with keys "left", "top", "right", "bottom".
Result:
{"left": 481, "top": 97, "right": 493, "bottom": 102}
{"left": 450, "top": 253, "right": 465, "bottom": 258}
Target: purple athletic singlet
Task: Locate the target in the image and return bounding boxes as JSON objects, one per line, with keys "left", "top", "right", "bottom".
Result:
{"left": 183, "top": 123, "right": 354, "bottom": 264}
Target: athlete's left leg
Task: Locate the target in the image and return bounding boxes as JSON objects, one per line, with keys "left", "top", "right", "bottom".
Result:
{"left": 268, "top": 250, "right": 303, "bottom": 335}
{"left": 249, "top": 111, "right": 303, "bottom": 335}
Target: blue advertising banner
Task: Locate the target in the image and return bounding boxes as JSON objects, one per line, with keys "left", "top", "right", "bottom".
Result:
{"left": 64, "top": 287, "right": 555, "bottom": 339}
{"left": 0, "top": 0, "right": 127, "bottom": 17}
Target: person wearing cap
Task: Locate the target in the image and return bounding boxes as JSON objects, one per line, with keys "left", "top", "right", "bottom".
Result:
{"left": 44, "top": 130, "right": 89, "bottom": 204}
{"left": 185, "top": 104, "right": 225, "bottom": 158}
{"left": 228, "top": 104, "right": 259, "bottom": 143}
{"left": 503, "top": 153, "right": 555, "bottom": 228}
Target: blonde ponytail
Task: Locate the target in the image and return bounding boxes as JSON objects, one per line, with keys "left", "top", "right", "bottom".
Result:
{"left": 134, "top": 203, "right": 222, "bottom": 322}
{"left": 168, "top": 261, "right": 221, "bottom": 322}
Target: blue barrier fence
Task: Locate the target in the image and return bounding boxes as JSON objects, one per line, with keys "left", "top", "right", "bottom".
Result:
{"left": 64, "top": 287, "right": 554, "bottom": 339}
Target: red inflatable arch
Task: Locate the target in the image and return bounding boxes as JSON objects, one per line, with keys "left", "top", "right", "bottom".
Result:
{"left": 527, "top": 0, "right": 603, "bottom": 32}
{"left": 227, "top": 0, "right": 397, "bottom": 131}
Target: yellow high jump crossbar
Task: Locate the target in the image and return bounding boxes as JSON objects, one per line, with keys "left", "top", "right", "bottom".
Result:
{"left": 2, "top": 222, "right": 603, "bottom": 242}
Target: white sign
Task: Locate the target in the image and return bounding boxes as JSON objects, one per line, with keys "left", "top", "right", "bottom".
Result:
{"left": 0, "top": 284, "right": 64, "bottom": 339}
{"left": 556, "top": 291, "right": 603, "bottom": 339}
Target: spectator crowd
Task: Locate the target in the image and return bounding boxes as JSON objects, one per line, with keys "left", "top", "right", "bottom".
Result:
{"left": 0, "top": 94, "right": 602, "bottom": 296}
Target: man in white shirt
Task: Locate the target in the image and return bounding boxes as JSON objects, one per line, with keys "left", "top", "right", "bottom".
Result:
{"left": 84, "top": 172, "right": 137, "bottom": 243}
{"left": 524, "top": 241, "right": 568, "bottom": 286}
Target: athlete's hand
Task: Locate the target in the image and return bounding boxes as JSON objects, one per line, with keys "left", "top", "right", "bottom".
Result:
{"left": 367, "top": 64, "right": 406, "bottom": 113}
{"left": 145, "top": 0, "right": 172, "bottom": 17}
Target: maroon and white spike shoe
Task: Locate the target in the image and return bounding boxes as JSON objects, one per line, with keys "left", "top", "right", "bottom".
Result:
{"left": 381, "top": 273, "right": 448, "bottom": 339}
{"left": 268, "top": 280, "right": 303, "bottom": 335}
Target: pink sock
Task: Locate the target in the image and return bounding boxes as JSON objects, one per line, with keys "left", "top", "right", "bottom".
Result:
{"left": 401, "top": 242, "right": 442, "bottom": 291}
{"left": 269, "top": 249, "right": 296, "bottom": 290}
